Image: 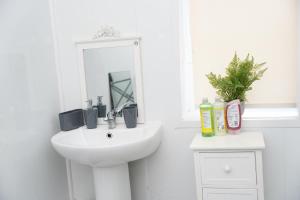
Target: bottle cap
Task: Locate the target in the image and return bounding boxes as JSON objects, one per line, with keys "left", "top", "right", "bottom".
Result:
{"left": 215, "top": 97, "right": 221, "bottom": 102}
{"left": 202, "top": 97, "right": 209, "bottom": 103}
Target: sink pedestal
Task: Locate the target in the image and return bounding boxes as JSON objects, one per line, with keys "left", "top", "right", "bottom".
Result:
{"left": 93, "top": 163, "right": 131, "bottom": 200}
{"left": 51, "top": 123, "right": 162, "bottom": 200}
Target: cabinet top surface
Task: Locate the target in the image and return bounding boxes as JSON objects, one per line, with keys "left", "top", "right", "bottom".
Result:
{"left": 190, "top": 132, "right": 265, "bottom": 151}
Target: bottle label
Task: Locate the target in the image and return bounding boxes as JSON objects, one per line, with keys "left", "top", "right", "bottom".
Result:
{"left": 200, "top": 109, "right": 213, "bottom": 134}
{"left": 227, "top": 103, "right": 240, "bottom": 128}
{"left": 214, "top": 109, "right": 226, "bottom": 132}
{"left": 202, "top": 111, "right": 212, "bottom": 128}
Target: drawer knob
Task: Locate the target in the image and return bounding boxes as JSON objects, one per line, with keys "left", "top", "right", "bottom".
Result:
{"left": 224, "top": 165, "right": 231, "bottom": 173}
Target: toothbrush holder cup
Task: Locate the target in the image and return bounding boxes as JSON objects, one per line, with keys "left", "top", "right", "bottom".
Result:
{"left": 123, "top": 105, "right": 138, "bottom": 128}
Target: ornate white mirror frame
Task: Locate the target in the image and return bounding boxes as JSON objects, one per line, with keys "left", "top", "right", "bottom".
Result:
{"left": 75, "top": 36, "right": 145, "bottom": 124}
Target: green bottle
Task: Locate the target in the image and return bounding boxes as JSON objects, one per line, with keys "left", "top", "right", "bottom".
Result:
{"left": 199, "top": 98, "right": 215, "bottom": 137}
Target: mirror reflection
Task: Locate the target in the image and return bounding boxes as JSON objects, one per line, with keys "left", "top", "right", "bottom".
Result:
{"left": 83, "top": 45, "right": 136, "bottom": 117}
{"left": 109, "top": 71, "right": 134, "bottom": 111}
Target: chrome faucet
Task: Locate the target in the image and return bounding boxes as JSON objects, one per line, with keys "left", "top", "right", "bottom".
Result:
{"left": 105, "top": 102, "right": 132, "bottom": 129}
{"left": 105, "top": 102, "right": 135, "bottom": 129}
{"left": 105, "top": 110, "right": 116, "bottom": 129}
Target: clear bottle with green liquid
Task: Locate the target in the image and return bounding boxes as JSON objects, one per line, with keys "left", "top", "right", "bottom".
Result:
{"left": 213, "top": 97, "right": 227, "bottom": 135}
{"left": 199, "top": 98, "right": 215, "bottom": 137}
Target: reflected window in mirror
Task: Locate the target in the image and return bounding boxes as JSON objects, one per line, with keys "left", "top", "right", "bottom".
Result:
{"left": 109, "top": 71, "right": 135, "bottom": 111}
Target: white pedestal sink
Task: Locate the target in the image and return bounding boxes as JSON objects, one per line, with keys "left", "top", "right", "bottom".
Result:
{"left": 51, "top": 122, "right": 162, "bottom": 200}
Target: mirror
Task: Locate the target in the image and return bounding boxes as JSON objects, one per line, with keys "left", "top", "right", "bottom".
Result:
{"left": 83, "top": 46, "right": 136, "bottom": 112}
{"left": 76, "top": 37, "right": 144, "bottom": 123}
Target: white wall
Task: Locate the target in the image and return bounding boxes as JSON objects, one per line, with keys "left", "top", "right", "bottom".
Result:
{"left": 51, "top": 0, "right": 300, "bottom": 200}
{"left": 0, "top": 0, "right": 69, "bottom": 199}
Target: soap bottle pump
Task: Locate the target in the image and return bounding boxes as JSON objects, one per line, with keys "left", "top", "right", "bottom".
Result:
{"left": 96, "top": 96, "right": 107, "bottom": 118}
{"left": 84, "top": 99, "right": 98, "bottom": 129}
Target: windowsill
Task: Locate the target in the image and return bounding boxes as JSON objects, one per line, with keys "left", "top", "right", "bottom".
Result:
{"left": 242, "top": 107, "right": 298, "bottom": 120}
{"left": 178, "top": 107, "right": 300, "bottom": 129}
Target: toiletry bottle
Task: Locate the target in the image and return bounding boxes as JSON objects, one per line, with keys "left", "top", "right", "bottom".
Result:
{"left": 84, "top": 99, "right": 98, "bottom": 129}
{"left": 225, "top": 99, "right": 241, "bottom": 134}
{"left": 96, "top": 96, "right": 107, "bottom": 118}
{"left": 213, "top": 97, "right": 227, "bottom": 136}
{"left": 199, "top": 98, "right": 215, "bottom": 137}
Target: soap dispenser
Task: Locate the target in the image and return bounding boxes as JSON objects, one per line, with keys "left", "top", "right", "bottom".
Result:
{"left": 84, "top": 99, "right": 98, "bottom": 129}
{"left": 96, "top": 96, "right": 107, "bottom": 118}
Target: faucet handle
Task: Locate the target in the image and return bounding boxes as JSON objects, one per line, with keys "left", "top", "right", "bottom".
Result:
{"left": 105, "top": 111, "right": 116, "bottom": 129}
{"left": 107, "top": 110, "right": 116, "bottom": 120}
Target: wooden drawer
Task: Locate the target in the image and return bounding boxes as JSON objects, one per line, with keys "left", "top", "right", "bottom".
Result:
{"left": 203, "top": 188, "right": 257, "bottom": 200}
{"left": 199, "top": 152, "right": 257, "bottom": 187}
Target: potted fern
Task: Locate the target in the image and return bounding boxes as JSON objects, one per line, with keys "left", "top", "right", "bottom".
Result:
{"left": 206, "top": 53, "right": 267, "bottom": 113}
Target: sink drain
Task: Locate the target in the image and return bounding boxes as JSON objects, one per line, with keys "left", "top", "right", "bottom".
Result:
{"left": 106, "top": 132, "right": 113, "bottom": 139}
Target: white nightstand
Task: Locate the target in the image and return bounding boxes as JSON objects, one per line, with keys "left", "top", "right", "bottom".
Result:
{"left": 190, "top": 132, "right": 265, "bottom": 200}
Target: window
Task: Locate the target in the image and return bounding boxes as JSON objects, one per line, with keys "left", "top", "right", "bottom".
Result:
{"left": 180, "top": 0, "right": 299, "bottom": 121}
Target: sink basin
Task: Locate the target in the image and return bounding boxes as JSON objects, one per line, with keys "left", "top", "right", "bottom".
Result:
{"left": 51, "top": 122, "right": 162, "bottom": 200}
{"left": 51, "top": 121, "right": 161, "bottom": 167}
